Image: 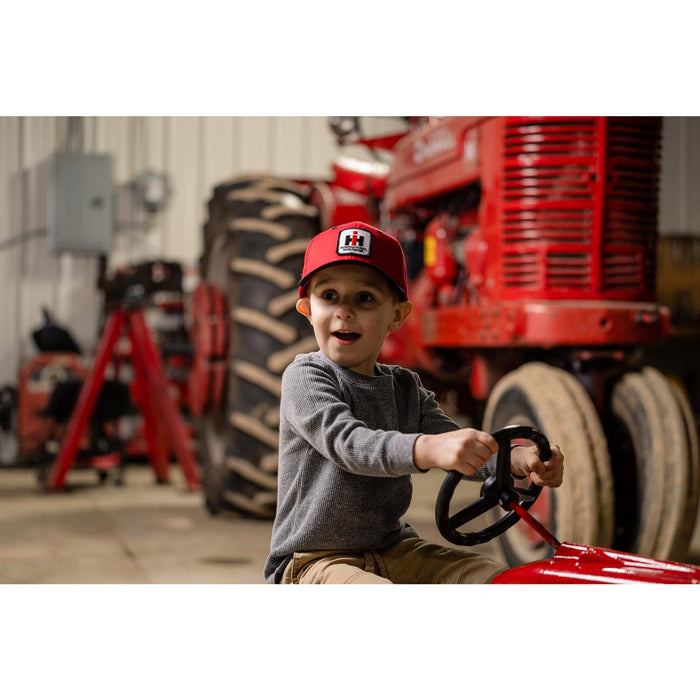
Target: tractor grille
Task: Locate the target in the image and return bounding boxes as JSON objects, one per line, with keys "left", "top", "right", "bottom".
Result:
{"left": 500, "top": 117, "right": 660, "bottom": 298}
{"left": 503, "top": 249, "right": 592, "bottom": 289}
{"left": 602, "top": 118, "right": 660, "bottom": 292}
{"left": 502, "top": 119, "right": 596, "bottom": 248}
{"left": 602, "top": 251, "right": 645, "bottom": 289}
{"left": 547, "top": 251, "right": 591, "bottom": 288}
{"left": 502, "top": 207, "right": 592, "bottom": 245}
{"left": 503, "top": 251, "right": 539, "bottom": 289}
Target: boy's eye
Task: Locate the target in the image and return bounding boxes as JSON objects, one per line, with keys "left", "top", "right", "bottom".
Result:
{"left": 314, "top": 288, "right": 378, "bottom": 304}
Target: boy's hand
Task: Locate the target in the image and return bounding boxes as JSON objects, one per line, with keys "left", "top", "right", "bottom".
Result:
{"left": 414, "top": 428, "right": 499, "bottom": 476}
{"left": 414, "top": 430, "right": 564, "bottom": 488}
{"left": 510, "top": 443, "right": 564, "bottom": 488}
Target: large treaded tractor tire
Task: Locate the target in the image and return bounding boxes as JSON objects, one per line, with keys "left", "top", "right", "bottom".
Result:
{"left": 198, "top": 175, "right": 319, "bottom": 519}
{"left": 482, "top": 362, "right": 614, "bottom": 567}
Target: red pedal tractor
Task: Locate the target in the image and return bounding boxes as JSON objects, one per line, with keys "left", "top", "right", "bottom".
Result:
{"left": 437, "top": 425, "right": 700, "bottom": 583}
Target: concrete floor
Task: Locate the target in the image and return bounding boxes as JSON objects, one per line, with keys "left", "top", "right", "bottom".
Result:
{"left": 0, "top": 463, "right": 499, "bottom": 584}
{"left": 2, "top": 461, "right": 700, "bottom": 584}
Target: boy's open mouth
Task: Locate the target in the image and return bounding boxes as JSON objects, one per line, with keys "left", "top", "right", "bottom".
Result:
{"left": 332, "top": 331, "right": 361, "bottom": 341}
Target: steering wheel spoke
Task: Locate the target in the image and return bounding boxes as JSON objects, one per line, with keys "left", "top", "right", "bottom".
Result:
{"left": 448, "top": 496, "right": 494, "bottom": 530}
{"left": 435, "top": 425, "right": 551, "bottom": 547}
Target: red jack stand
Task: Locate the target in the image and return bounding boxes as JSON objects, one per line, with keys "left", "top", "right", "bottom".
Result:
{"left": 44, "top": 306, "right": 201, "bottom": 491}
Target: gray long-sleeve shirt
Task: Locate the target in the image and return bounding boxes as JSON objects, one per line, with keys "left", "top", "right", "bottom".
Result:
{"left": 264, "top": 351, "right": 492, "bottom": 583}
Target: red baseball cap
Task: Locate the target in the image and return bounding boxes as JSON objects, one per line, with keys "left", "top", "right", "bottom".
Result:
{"left": 299, "top": 221, "right": 409, "bottom": 300}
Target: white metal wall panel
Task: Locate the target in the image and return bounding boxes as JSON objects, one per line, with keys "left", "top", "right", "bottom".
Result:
{"left": 107, "top": 117, "right": 165, "bottom": 269}
{"left": 17, "top": 119, "right": 56, "bottom": 367}
{"left": 271, "top": 117, "right": 306, "bottom": 177}
{"left": 688, "top": 118, "right": 700, "bottom": 233}
{"left": 201, "top": 117, "right": 237, "bottom": 192}
{"left": 306, "top": 116, "right": 335, "bottom": 178}
{"left": 0, "top": 119, "right": 22, "bottom": 383}
{"left": 0, "top": 248, "right": 20, "bottom": 384}
{"left": 659, "top": 116, "right": 700, "bottom": 236}
{"left": 163, "top": 117, "right": 202, "bottom": 266}
{"left": 0, "top": 117, "right": 22, "bottom": 382}
{"left": 693, "top": 122, "right": 700, "bottom": 233}
{"left": 0, "top": 119, "right": 19, "bottom": 244}
{"left": 238, "top": 117, "right": 272, "bottom": 172}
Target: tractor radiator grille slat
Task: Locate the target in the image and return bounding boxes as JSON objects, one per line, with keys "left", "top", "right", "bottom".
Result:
{"left": 602, "top": 118, "right": 661, "bottom": 292}
{"left": 503, "top": 121, "right": 597, "bottom": 158}
{"left": 602, "top": 251, "right": 648, "bottom": 289}
{"left": 503, "top": 164, "right": 593, "bottom": 201}
{"left": 503, "top": 251, "right": 539, "bottom": 289}
{"left": 604, "top": 208, "right": 656, "bottom": 247}
{"left": 502, "top": 208, "right": 592, "bottom": 245}
{"left": 547, "top": 252, "right": 591, "bottom": 288}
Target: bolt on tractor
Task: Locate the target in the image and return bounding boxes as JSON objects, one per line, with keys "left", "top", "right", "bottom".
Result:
{"left": 190, "top": 116, "right": 699, "bottom": 570}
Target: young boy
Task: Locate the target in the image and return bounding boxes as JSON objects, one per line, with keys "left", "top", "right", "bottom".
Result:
{"left": 264, "top": 221, "right": 563, "bottom": 584}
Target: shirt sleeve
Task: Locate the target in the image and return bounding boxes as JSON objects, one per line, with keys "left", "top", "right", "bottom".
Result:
{"left": 411, "top": 370, "right": 496, "bottom": 481}
{"left": 281, "top": 360, "right": 422, "bottom": 477}
{"left": 415, "top": 381, "right": 461, "bottom": 435}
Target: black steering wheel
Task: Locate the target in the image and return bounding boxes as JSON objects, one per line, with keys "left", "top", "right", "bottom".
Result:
{"left": 435, "top": 425, "right": 552, "bottom": 546}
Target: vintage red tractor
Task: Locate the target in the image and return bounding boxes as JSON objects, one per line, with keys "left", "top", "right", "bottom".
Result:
{"left": 190, "top": 116, "right": 699, "bottom": 569}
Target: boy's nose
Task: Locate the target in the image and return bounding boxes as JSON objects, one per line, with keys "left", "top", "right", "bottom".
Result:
{"left": 335, "top": 302, "right": 353, "bottom": 318}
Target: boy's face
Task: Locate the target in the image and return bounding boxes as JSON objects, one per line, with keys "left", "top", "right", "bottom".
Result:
{"left": 296, "top": 264, "right": 412, "bottom": 376}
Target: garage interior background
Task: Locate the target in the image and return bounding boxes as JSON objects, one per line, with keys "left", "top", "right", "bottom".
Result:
{"left": 0, "top": 116, "right": 406, "bottom": 384}
{"left": 0, "top": 115, "right": 698, "bottom": 391}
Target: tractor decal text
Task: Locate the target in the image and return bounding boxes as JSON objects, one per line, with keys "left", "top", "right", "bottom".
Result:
{"left": 413, "top": 128, "right": 457, "bottom": 165}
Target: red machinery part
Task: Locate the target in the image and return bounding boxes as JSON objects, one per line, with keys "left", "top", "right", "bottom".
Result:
{"left": 330, "top": 161, "right": 388, "bottom": 198}
{"left": 384, "top": 117, "right": 485, "bottom": 210}
{"left": 188, "top": 282, "right": 229, "bottom": 417}
{"left": 386, "top": 116, "right": 663, "bottom": 302}
{"left": 492, "top": 542, "right": 700, "bottom": 584}
{"left": 403, "top": 300, "right": 670, "bottom": 350}
{"left": 17, "top": 353, "right": 87, "bottom": 459}
{"left": 45, "top": 308, "right": 200, "bottom": 491}
{"left": 309, "top": 181, "right": 380, "bottom": 232}
{"left": 423, "top": 215, "right": 458, "bottom": 291}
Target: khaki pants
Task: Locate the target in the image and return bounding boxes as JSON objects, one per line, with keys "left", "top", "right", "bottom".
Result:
{"left": 281, "top": 537, "right": 507, "bottom": 584}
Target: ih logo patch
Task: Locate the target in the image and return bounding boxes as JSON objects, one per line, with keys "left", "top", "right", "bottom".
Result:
{"left": 337, "top": 227, "right": 372, "bottom": 257}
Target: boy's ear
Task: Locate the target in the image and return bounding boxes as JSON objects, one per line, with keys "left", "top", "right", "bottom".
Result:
{"left": 388, "top": 301, "right": 413, "bottom": 333}
{"left": 296, "top": 297, "right": 312, "bottom": 321}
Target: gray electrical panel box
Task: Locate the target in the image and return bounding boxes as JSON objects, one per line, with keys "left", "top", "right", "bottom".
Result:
{"left": 48, "top": 152, "right": 114, "bottom": 254}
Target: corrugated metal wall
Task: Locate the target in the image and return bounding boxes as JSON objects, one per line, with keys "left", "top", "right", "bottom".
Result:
{"left": 0, "top": 115, "right": 698, "bottom": 386}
